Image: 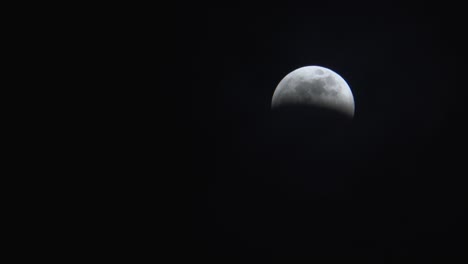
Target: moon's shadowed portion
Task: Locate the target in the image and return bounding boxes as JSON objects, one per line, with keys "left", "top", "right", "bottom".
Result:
{"left": 270, "top": 104, "right": 353, "bottom": 148}
{"left": 266, "top": 104, "right": 355, "bottom": 195}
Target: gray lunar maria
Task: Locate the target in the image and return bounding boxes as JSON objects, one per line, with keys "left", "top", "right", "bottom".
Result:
{"left": 271, "top": 66, "right": 355, "bottom": 118}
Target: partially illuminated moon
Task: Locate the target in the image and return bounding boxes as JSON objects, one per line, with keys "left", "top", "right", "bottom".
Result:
{"left": 271, "top": 66, "right": 355, "bottom": 119}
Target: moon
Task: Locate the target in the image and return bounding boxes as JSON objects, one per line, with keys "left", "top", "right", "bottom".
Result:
{"left": 271, "top": 66, "right": 355, "bottom": 119}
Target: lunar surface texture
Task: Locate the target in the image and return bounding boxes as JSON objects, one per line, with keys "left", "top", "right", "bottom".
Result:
{"left": 272, "top": 66, "right": 355, "bottom": 119}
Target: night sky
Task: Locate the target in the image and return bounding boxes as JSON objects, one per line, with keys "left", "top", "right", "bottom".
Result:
{"left": 185, "top": 2, "right": 467, "bottom": 262}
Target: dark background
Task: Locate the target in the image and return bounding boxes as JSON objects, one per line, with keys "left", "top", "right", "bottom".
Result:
{"left": 185, "top": 2, "right": 467, "bottom": 263}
